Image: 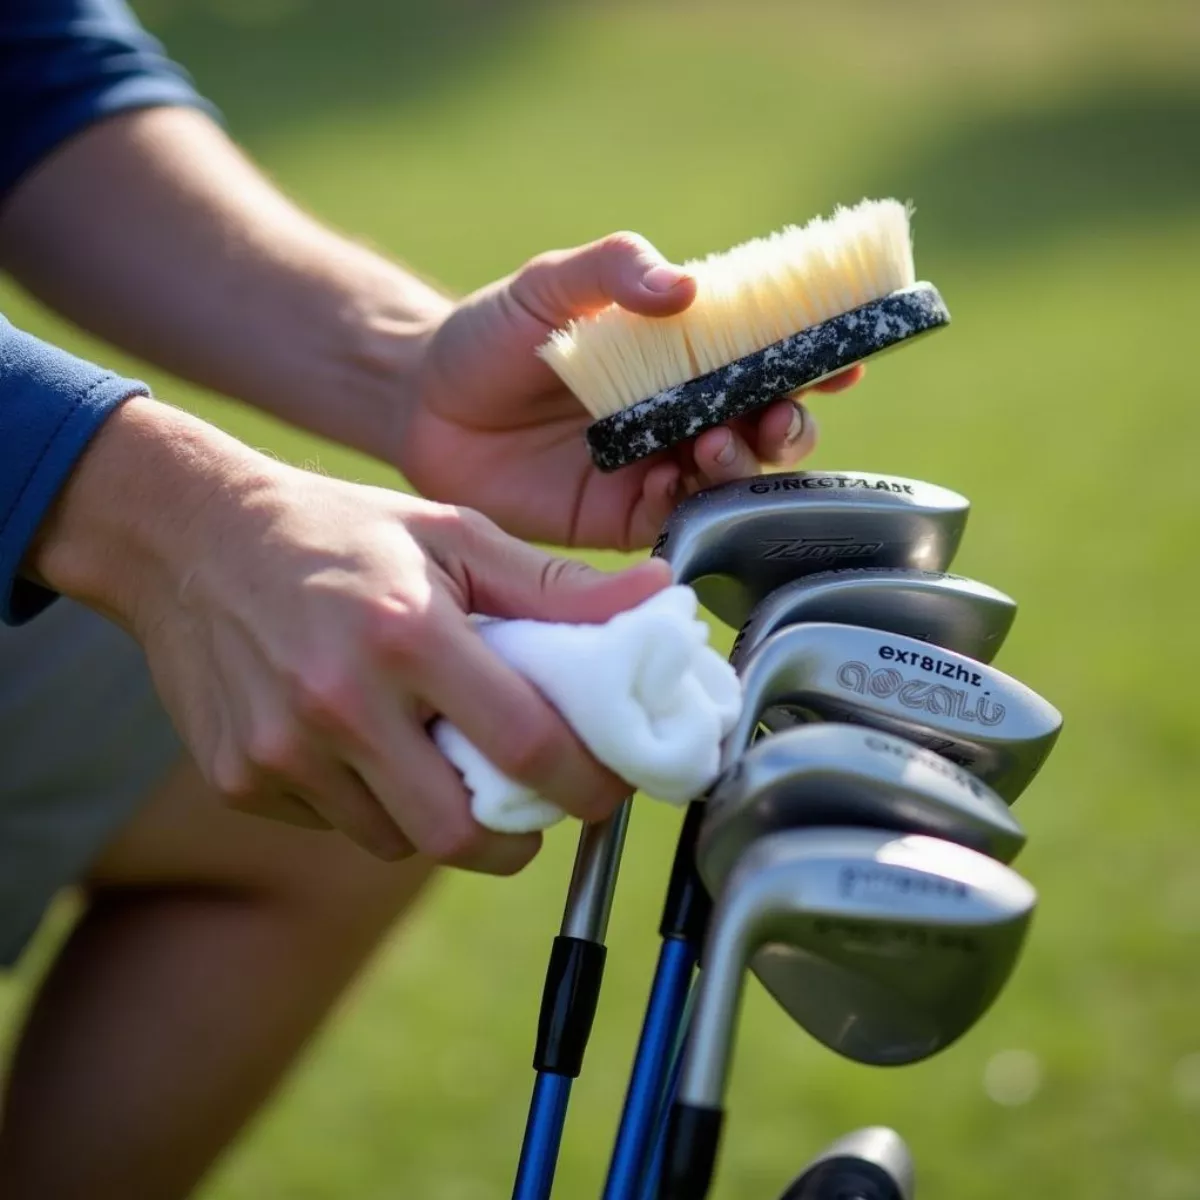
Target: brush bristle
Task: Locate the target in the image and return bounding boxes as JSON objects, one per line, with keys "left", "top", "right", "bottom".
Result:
{"left": 540, "top": 198, "right": 917, "bottom": 418}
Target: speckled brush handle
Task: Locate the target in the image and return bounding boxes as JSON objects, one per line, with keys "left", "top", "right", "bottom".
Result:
{"left": 584, "top": 282, "right": 950, "bottom": 473}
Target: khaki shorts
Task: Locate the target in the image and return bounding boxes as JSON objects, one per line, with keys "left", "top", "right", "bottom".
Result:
{"left": 0, "top": 599, "right": 180, "bottom": 965}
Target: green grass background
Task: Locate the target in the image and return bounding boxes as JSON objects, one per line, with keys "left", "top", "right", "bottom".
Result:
{"left": 3, "top": 0, "right": 1200, "bottom": 1196}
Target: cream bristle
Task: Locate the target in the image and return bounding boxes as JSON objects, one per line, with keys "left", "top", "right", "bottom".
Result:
{"left": 540, "top": 198, "right": 917, "bottom": 418}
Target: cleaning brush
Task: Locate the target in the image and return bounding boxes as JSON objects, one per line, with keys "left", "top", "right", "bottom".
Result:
{"left": 538, "top": 198, "right": 950, "bottom": 472}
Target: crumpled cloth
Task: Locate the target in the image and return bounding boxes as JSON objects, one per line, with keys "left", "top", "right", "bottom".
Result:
{"left": 433, "top": 586, "right": 742, "bottom": 833}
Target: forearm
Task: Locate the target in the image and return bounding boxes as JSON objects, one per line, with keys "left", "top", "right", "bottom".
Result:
{"left": 0, "top": 107, "right": 453, "bottom": 457}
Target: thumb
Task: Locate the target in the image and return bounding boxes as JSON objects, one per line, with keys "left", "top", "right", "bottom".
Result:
{"left": 511, "top": 231, "right": 697, "bottom": 326}
{"left": 459, "top": 522, "right": 673, "bottom": 624}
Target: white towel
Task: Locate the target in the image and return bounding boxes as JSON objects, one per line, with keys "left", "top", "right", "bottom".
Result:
{"left": 433, "top": 586, "right": 742, "bottom": 834}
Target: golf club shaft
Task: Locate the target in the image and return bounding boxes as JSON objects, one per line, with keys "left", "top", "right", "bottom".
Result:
{"left": 512, "top": 1074, "right": 572, "bottom": 1200}
{"left": 602, "top": 936, "right": 696, "bottom": 1199}
{"left": 512, "top": 806, "right": 632, "bottom": 1200}
{"left": 639, "top": 986, "right": 696, "bottom": 1200}
{"left": 603, "top": 802, "right": 712, "bottom": 1198}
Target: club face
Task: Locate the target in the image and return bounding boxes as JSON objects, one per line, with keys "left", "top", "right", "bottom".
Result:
{"left": 729, "top": 568, "right": 1017, "bottom": 672}
{"left": 728, "top": 622, "right": 1063, "bottom": 801}
{"left": 727, "top": 829, "right": 1035, "bottom": 1067}
{"left": 653, "top": 472, "right": 969, "bottom": 628}
{"left": 697, "top": 724, "right": 1026, "bottom": 898}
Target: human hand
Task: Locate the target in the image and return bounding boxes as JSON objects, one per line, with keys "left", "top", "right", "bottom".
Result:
{"left": 397, "top": 232, "right": 862, "bottom": 551}
{"left": 33, "top": 399, "right": 671, "bottom": 870}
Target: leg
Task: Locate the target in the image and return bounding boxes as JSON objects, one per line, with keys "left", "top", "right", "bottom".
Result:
{"left": 0, "top": 756, "right": 436, "bottom": 1200}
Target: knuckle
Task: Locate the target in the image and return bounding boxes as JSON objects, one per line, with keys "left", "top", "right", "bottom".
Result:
{"left": 493, "top": 719, "right": 562, "bottom": 785}
{"left": 211, "top": 754, "right": 259, "bottom": 807}
{"left": 422, "top": 811, "right": 490, "bottom": 867}
{"left": 450, "top": 505, "right": 498, "bottom": 546}
{"left": 364, "top": 601, "right": 439, "bottom": 669}
{"left": 246, "top": 723, "right": 307, "bottom": 777}
{"left": 600, "top": 229, "right": 651, "bottom": 258}
{"left": 291, "top": 667, "right": 364, "bottom": 732}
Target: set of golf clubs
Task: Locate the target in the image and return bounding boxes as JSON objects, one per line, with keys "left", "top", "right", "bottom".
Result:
{"left": 510, "top": 470, "right": 1063, "bottom": 1200}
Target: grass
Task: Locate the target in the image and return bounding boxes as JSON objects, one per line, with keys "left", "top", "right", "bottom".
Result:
{"left": 2, "top": 1, "right": 1199, "bottom": 1196}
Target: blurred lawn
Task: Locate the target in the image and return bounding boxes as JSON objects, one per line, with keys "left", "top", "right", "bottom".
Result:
{"left": 3, "top": 0, "right": 1200, "bottom": 1197}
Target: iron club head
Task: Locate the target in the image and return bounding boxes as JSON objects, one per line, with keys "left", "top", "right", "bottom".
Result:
{"left": 697, "top": 724, "right": 1027, "bottom": 900}
{"left": 653, "top": 471, "right": 969, "bottom": 628}
{"left": 660, "top": 828, "right": 1035, "bottom": 1199}
{"left": 687, "top": 828, "right": 1037, "bottom": 1077}
{"left": 729, "top": 567, "right": 1017, "bottom": 672}
{"left": 724, "top": 622, "right": 1063, "bottom": 802}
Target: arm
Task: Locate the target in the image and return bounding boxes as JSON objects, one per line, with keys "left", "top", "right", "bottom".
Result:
{"left": 0, "top": 106, "right": 450, "bottom": 460}
{"left": 0, "top": 0, "right": 850, "bottom": 555}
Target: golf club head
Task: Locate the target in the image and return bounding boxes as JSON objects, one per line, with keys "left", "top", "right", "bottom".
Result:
{"left": 729, "top": 568, "right": 1017, "bottom": 672}
{"left": 653, "top": 471, "right": 969, "bottom": 629}
{"left": 697, "top": 724, "right": 1027, "bottom": 900}
{"left": 687, "top": 828, "right": 1037, "bottom": 1085}
{"left": 779, "top": 1127, "right": 915, "bottom": 1200}
{"left": 725, "top": 622, "right": 1062, "bottom": 802}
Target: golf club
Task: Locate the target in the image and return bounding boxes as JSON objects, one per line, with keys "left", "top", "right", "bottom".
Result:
{"left": 597, "top": 475, "right": 970, "bottom": 1200}
{"left": 655, "top": 471, "right": 970, "bottom": 630}
{"left": 726, "top": 622, "right": 1063, "bottom": 801}
{"left": 778, "top": 1127, "right": 915, "bottom": 1200}
{"left": 661, "top": 828, "right": 1037, "bottom": 1200}
{"left": 729, "top": 567, "right": 1016, "bottom": 673}
{"left": 696, "top": 723, "right": 1026, "bottom": 900}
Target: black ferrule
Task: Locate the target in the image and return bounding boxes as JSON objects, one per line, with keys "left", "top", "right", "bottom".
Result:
{"left": 660, "top": 1102, "right": 724, "bottom": 1200}
{"left": 532, "top": 936, "right": 606, "bottom": 1077}
{"left": 659, "top": 800, "right": 712, "bottom": 947}
{"left": 781, "top": 1156, "right": 907, "bottom": 1200}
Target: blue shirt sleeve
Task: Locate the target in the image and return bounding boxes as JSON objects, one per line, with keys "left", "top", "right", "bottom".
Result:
{"left": 0, "top": 317, "right": 150, "bottom": 624}
{"left": 0, "top": 0, "right": 220, "bottom": 198}
{"left": 1, "top": 1, "right": 217, "bottom": 622}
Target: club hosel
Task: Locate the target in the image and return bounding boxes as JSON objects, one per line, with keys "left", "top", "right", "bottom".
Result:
{"left": 659, "top": 800, "right": 713, "bottom": 945}
{"left": 661, "top": 1102, "right": 724, "bottom": 1200}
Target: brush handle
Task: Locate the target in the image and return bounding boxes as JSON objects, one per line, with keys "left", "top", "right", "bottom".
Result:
{"left": 585, "top": 284, "right": 950, "bottom": 472}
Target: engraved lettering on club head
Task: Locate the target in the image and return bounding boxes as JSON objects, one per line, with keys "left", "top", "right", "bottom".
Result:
{"left": 747, "top": 476, "right": 918, "bottom": 495}
{"left": 835, "top": 661, "right": 1008, "bottom": 725}
{"left": 759, "top": 537, "right": 886, "bottom": 563}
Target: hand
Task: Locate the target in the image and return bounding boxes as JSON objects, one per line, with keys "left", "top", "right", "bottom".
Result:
{"left": 398, "top": 231, "right": 862, "bottom": 550}
{"left": 33, "top": 399, "right": 671, "bottom": 871}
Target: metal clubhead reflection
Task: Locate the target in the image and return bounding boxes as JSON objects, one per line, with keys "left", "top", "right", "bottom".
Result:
{"left": 654, "top": 471, "right": 969, "bottom": 629}
{"left": 724, "top": 622, "right": 1062, "bottom": 802}
{"left": 697, "top": 723, "right": 1026, "bottom": 898}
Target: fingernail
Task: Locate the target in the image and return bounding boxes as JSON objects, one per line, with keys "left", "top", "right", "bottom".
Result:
{"left": 714, "top": 429, "right": 737, "bottom": 466}
{"left": 642, "top": 264, "right": 692, "bottom": 293}
{"left": 785, "top": 405, "right": 807, "bottom": 445}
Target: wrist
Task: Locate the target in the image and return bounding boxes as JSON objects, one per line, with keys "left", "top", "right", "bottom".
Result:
{"left": 308, "top": 250, "right": 454, "bottom": 463}
{"left": 27, "top": 396, "right": 278, "bottom": 631}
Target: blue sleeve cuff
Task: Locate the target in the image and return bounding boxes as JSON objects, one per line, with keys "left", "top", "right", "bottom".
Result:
{"left": 1, "top": 317, "right": 149, "bottom": 625}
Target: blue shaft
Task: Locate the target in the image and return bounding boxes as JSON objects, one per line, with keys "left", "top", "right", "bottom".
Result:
{"left": 602, "top": 936, "right": 697, "bottom": 1200}
{"left": 640, "top": 985, "right": 695, "bottom": 1200}
{"left": 512, "top": 1073, "right": 573, "bottom": 1200}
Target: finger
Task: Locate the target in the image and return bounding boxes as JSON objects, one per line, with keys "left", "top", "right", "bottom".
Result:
{"left": 636, "top": 460, "right": 686, "bottom": 542}
{"left": 409, "top": 603, "right": 632, "bottom": 823}
{"left": 450, "top": 511, "right": 672, "bottom": 625}
{"left": 355, "top": 717, "right": 541, "bottom": 876}
{"left": 510, "top": 231, "right": 697, "bottom": 326}
{"left": 751, "top": 399, "right": 819, "bottom": 468}
{"left": 244, "top": 793, "right": 334, "bottom": 831}
{"left": 814, "top": 364, "right": 865, "bottom": 393}
{"left": 690, "top": 425, "right": 762, "bottom": 486}
{"left": 229, "top": 765, "right": 410, "bottom": 860}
